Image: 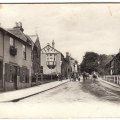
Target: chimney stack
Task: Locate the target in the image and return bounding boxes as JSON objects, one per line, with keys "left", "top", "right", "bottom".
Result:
{"left": 52, "top": 40, "right": 55, "bottom": 48}
{"left": 66, "top": 52, "right": 69, "bottom": 57}
{"left": 14, "top": 22, "right": 24, "bottom": 32}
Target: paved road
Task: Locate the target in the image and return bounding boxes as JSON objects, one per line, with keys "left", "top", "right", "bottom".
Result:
{"left": 20, "top": 80, "right": 120, "bottom": 103}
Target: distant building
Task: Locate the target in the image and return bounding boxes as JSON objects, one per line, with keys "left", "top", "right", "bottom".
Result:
{"left": 0, "top": 22, "right": 32, "bottom": 91}
{"left": 41, "top": 41, "right": 63, "bottom": 76}
{"left": 64, "top": 52, "right": 72, "bottom": 78}
{"left": 106, "top": 52, "right": 120, "bottom": 75}
{"left": 70, "top": 57, "right": 78, "bottom": 74}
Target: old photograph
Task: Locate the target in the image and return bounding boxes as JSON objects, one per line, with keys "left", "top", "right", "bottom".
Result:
{"left": 0, "top": 3, "right": 120, "bottom": 118}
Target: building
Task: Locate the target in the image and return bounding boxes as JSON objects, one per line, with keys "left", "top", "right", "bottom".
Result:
{"left": 70, "top": 57, "right": 78, "bottom": 74}
{"left": 29, "top": 34, "right": 42, "bottom": 86}
{"left": 64, "top": 53, "right": 79, "bottom": 78}
{"left": 106, "top": 52, "right": 120, "bottom": 75}
{"left": 41, "top": 41, "right": 63, "bottom": 76}
{"left": 0, "top": 22, "right": 32, "bottom": 91}
{"left": 64, "top": 52, "right": 72, "bottom": 79}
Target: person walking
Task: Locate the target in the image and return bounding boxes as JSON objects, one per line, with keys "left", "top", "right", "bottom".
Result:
{"left": 92, "top": 71, "right": 98, "bottom": 82}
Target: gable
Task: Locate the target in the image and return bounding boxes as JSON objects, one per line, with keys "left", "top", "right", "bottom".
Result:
{"left": 41, "top": 45, "right": 60, "bottom": 54}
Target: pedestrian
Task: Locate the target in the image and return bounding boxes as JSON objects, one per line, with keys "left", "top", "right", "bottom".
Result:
{"left": 82, "top": 71, "right": 87, "bottom": 82}
{"left": 92, "top": 71, "right": 98, "bottom": 82}
{"left": 73, "top": 73, "right": 76, "bottom": 81}
{"left": 78, "top": 74, "right": 81, "bottom": 82}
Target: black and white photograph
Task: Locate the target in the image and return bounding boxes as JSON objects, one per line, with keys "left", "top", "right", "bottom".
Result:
{"left": 0, "top": 3, "right": 120, "bottom": 118}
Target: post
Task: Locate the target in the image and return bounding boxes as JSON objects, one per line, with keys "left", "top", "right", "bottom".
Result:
{"left": 51, "top": 68, "right": 52, "bottom": 81}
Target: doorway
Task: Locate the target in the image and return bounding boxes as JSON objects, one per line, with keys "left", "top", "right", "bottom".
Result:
{"left": 12, "top": 65, "right": 17, "bottom": 90}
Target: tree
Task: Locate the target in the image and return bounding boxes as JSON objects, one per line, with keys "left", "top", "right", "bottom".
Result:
{"left": 80, "top": 52, "right": 99, "bottom": 74}
{"left": 80, "top": 52, "right": 113, "bottom": 75}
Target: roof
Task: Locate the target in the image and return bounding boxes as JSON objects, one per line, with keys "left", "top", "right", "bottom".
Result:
{"left": 41, "top": 44, "right": 63, "bottom": 55}
{"left": 7, "top": 28, "right": 27, "bottom": 42}
{"left": 6, "top": 27, "right": 31, "bottom": 46}
{"left": 105, "top": 55, "right": 117, "bottom": 67}
{"left": 29, "top": 34, "right": 41, "bottom": 49}
{"left": 29, "top": 35, "right": 38, "bottom": 43}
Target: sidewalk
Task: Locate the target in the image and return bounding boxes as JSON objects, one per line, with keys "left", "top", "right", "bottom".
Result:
{"left": 0, "top": 79, "right": 69, "bottom": 102}
{"left": 98, "top": 78, "right": 120, "bottom": 92}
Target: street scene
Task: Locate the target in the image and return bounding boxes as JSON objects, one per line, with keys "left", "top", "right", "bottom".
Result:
{"left": 0, "top": 3, "right": 120, "bottom": 118}
{"left": 20, "top": 80, "right": 120, "bottom": 103}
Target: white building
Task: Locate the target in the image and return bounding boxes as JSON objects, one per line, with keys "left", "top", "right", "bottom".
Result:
{"left": 41, "top": 41, "right": 63, "bottom": 75}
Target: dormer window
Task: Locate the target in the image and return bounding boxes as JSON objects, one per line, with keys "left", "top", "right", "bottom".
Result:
{"left": 10, "top": 37, "right": 15, "bottom": 46}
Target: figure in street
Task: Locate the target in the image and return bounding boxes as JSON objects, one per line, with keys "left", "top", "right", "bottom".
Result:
{"left": 92, "top": 71, "right": 98, "bottom": 82}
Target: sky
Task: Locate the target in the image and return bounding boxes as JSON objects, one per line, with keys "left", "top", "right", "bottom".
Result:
{"left": 0, "top": 4, "right": 120, "bottom": 63}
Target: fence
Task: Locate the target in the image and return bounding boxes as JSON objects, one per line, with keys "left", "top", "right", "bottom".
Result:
{"left": 31, "top": 74, "right": 59, "bottom": 86}
{"left": 103, "top": 75, "right": 120, "bottom": 85}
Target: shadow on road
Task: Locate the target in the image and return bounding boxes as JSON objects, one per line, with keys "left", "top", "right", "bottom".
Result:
{"left": 81, "top": 79, "right": 120, "bottom": 103}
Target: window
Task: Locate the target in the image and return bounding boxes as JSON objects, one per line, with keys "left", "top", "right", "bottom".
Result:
{"left": 23, "top": 45, "right": 26, "bottom": 60}
{"left": 10, "top": 37, "right": 15, "bottom": 46}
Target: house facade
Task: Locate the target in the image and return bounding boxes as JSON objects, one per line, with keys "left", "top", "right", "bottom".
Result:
{"left": 0, "top": 22, "right": 32, "bottom": 91}
{"left": 106, "top": 53, "right": 120, "bottom": 75}
{"left": 41, "top": 41, "right": 63, "bottom": 75}
{"left": 70, "top": 57, "right": 78, "bottom": 74}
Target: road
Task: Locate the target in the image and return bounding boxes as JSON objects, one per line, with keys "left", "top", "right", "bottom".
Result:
{"left": 19, "top": 80, "right": 120, "bottom": 103}
{"left": 1, "top": 80, "right": 120, "bottom": 118}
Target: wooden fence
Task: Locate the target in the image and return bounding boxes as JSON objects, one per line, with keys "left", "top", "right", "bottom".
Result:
{"left": 103, "top": 75, "right": 120, "bottom": 85}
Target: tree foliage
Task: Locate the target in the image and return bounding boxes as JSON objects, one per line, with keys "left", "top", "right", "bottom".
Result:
{"left": 80, "top": 52, "right": 99, "bottom": 74}
{"left": 80, "top": 52, "right": 113, "bottom": 75}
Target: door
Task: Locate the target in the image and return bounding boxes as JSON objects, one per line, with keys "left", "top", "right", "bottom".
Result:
{"left": 12, "top": 66, "right": 17, "bottom": 90}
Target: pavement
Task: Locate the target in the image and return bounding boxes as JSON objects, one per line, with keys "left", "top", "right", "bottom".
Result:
{"left": 0, "top": 79, "right": 69, "bottom": 102}
{"left": 98, "top": 78, "right": 120, "bottom": 92}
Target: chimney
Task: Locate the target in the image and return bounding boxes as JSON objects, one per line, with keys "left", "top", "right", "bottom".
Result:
{"left": 66, "top": 52, "right": 69, "bottom": 57}
{"left": 52, "top": 40, "right": 55, "bottom": 48}
{"left": 14, "top": 22, "right": 24, "bottom": 32}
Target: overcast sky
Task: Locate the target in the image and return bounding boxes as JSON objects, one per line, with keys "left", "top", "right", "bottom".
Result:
{"left": 0, "top": 4, "right": 120, "bottom": 63}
